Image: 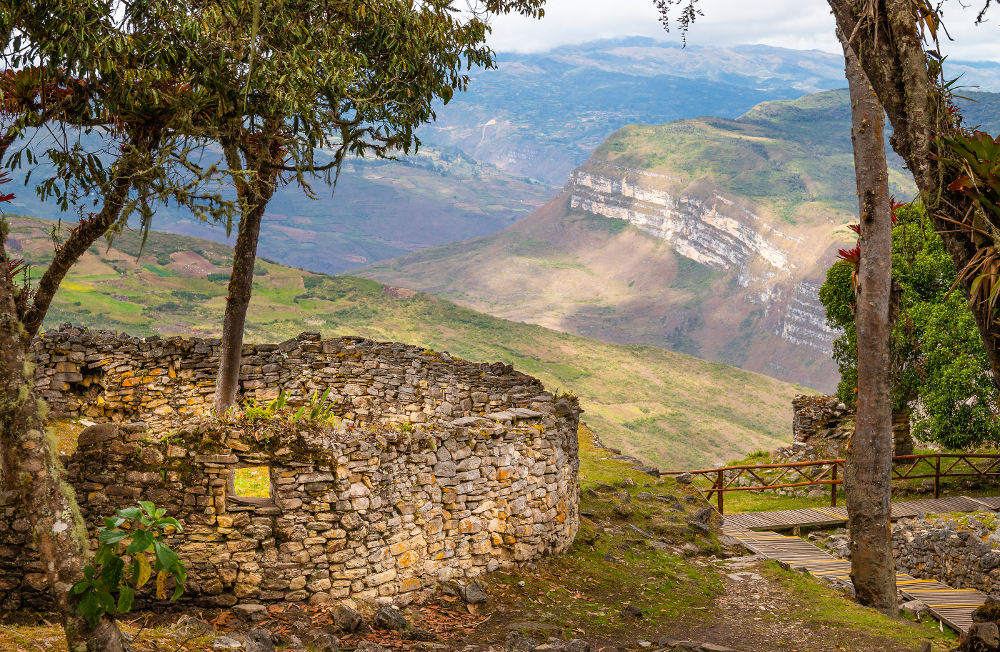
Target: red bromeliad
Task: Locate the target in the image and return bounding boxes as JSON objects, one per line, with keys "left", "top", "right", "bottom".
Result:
{"left": 842, "top": 199, "right": 903, "bottom": 273}
{"left": 837, "top": 246, "right": 861, "bottom": 267}
{"left": 0, "top": 170, "right": 23, "bottom": 277}
{"left": 0, "top": 170, "right": 27, "bottom": 282}
{"left": 0, "top": 168, "right": 13, "bottom": 203}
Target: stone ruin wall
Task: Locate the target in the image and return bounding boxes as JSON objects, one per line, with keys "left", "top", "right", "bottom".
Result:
{"left": 0, "top": 326, "right": 580, "bottom": 610}
{"left": 892, "top": 516, "right": 1000, "bottom": 596}
{"left": 789, "top": 394, "right": 913, "bottom": 459}
{"left": 30, "top": 325, "right": 559, "bottom": 427}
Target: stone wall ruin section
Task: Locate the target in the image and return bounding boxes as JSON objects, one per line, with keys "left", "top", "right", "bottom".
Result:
{"left": 0, "top": 326, "right": 580, "bottom": 610}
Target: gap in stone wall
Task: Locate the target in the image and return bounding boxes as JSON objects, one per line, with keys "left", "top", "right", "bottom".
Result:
{"left": 231, "top": 466, "right": 273, "bottom": 499}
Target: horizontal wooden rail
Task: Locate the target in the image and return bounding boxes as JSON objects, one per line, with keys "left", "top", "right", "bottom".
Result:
{"left": 662, "top": 453, "right": 1000, "bottom": 514}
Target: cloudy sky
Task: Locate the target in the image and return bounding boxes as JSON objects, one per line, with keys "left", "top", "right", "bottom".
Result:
{"left": 487, "top": 0, "right": 1000, "bottom": 62}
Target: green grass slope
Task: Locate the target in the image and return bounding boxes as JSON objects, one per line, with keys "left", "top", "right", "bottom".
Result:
{"left": 358, "top": 90, "right": 1000, "bottom": 392}
{"left": 8, "top": 215, "right": 802, "bottom": 469}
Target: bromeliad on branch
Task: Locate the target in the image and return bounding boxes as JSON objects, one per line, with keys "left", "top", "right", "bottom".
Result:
{"left": 938, "top": 130, "right": 1000, "bottom": 225}
{"left": 838, "top": 207, "right": 898, "bottom": 289}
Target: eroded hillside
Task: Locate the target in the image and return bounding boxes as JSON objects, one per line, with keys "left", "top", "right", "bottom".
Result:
{"left": 6, "top": 215, "right": 802, "bottom": 468}
{"left": 359, "top": 90, "right": 1000, "bottom": 390}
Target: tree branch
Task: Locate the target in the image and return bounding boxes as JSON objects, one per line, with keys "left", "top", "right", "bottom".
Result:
{"left": 19, "top": 150, "right": 141, "bottom": 338}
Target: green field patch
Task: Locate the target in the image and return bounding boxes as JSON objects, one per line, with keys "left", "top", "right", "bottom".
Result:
{"left": 143, "top": 264, "right": 181, "bottom": 278}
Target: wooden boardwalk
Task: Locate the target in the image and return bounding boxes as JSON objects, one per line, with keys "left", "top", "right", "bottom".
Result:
{"left": 721, "top": 495, "right": 1000, "bottom": 634}
{"left": 722, "top": 495, "right": 989, "bottom": 532}
{"left": 726, "top": 530, "right": 985, "bottom": 633}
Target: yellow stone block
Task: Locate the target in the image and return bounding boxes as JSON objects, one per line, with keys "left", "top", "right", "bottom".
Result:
{"left": 397, "top": 551, "right": 419, "bottom": 568}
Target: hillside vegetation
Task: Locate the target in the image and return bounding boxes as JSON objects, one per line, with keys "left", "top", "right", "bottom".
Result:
{"left": 8, "top": 215, "right": 802, "bottom": 468}
{"left": 359, "top": 90, "right": 1000, "bottom": 391}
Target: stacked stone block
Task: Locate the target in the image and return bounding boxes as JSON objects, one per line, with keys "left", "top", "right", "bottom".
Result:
{"left": 0, "top": 326, "right": 580, "bottom": 610}
{"left": 31, "top": 325, "right": 553, "bottom": 427}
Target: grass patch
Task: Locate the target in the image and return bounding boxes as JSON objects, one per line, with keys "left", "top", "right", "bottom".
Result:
{"left": 759, "top": 562, "right": 956, "bottom": 648}
{"left": 232, "top": 466, "right": 271, "bottom": 498}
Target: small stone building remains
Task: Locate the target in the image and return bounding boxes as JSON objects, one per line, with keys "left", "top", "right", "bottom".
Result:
{"left": 0, "top": 326, "right": 581, "bottom": 610}
{"left": 891, "top": 515, "right": 1000, "bottom": 595}
{"left": 787, "top": 394, "right": 913, "bottom": 460}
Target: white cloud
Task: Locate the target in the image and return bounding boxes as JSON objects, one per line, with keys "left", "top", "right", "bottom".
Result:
{"left": 487, "top": 0, "right": 1000, "bottom": 63}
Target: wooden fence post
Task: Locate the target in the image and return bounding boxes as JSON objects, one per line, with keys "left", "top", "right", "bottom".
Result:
{"left": 831, "top": 462, "right": 838, "bottom": 507}
{"left": 934, "top": 455, "right": 941, "bottom": 499}
{"left": 717, "top": 469, "right": 724, "bottom": 515}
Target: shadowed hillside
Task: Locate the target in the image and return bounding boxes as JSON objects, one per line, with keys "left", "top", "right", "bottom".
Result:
{"left": 7, "top": 215, "right": 803, "bottom": 468}
{"left": 359, "top": 90, "right": 1000, "bottom": 391}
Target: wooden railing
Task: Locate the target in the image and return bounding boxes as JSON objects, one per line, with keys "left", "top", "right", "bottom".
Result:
{"left": 662, "top": 453, "right": 1000, "bottom": 514}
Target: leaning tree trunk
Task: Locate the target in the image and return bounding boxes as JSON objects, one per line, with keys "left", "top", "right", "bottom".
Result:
{"left": 0, "top": 249, "right": 126, "bottom": 652}
{"left": 828, "top": 0, "right": 1000, "bottom": 388}
{"left": 214, "top": 132, "right": 280, "bottom": 414}
{"left": 841, "top": 33, "right": 898, "bottom": 616}
{"left": 0, "top": 138, "right": 139, "bottom": 651}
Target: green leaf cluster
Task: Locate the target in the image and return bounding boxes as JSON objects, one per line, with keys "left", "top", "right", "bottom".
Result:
{"left": 819, "top": 203, "right": 1000, "bottom": 448}
{"left": 70, "top": 501, "right": 187, "bottom": 628}
{"left": 938, "top": 130, "right": 1000, "bottom": 224}
{"left": 232, "top": 388, "right": 339, "bottom": 427}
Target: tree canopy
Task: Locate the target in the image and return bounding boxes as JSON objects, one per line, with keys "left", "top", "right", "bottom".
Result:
{"left": 820, "top": 203, "right": 1000, "bottom": 449}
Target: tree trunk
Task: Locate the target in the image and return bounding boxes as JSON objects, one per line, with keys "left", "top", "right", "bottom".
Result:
{"left": 841, "top": 33, "right": 898, "bottom": 616}
{"left": 828, "top": 0, "right": 1000, "bottom": 388}
{"left": 0, "top": 244, "right": 126, "bottom": 652}
{"left": 0, "top": 135, "right": 139, "bottom": 650}
{"left": 213, "top": 192, "right": 271, "bottom": 413}
{"left": 213, "top": 132, "right": 280, "bottom": 414}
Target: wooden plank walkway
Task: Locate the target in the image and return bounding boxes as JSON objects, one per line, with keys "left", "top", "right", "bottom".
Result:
{"left": 722, "top": 495, "right": 983, "bottom": 532}
{"left": 721, "top": 495, "right": 1000, "bottom": 634}
{"left": 726, "top": 530, "right": 985, "bottom": 633}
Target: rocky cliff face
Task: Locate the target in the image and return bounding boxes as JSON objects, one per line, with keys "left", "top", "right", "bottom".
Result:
{"left": 566, "top": 163, "right": 837, "bottom": 358}
{"left": 569, "top": 167, "right": 794, "bottom": 274}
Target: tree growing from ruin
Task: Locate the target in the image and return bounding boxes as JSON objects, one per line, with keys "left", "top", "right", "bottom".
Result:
{"left": 0, "top": 3, "right": 227, "bottom": 648}
{"left": 149, "top": 0, "right": 550, "bottom": 415}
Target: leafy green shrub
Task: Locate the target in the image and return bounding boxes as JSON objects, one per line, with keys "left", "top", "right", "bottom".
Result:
{"left": 71, "top": 501, "right": 187, "bottom": 628}
{"left": 206, "top": 272, "right": 230, "bottom": 283}
{"left": 234, "top": 388, "right": 339, "bottom": 427}
{"left": 171, "top": 290, "right": 212, "bottom": 302}
{"left": 819, "top": 202, "right": 1000, "bottom": 448}
{"left": 291, "top": 389, "right": 338, "bottom": 425}
{"left": 303, "top": 275, "right": 325, "bottom": 291}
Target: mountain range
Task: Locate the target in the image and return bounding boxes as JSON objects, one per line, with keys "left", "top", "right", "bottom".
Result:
{"left": 8, "top": 38, "right": 1000, "bottom": 392}
{"left": 2, "top": 37, "right": 947, "bottom": 275}
{"left": 359, "top": 89, "right": 1000, "bottom": 390}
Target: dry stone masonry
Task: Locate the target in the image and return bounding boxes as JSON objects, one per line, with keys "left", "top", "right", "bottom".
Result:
{"left": 892, "top": 514, "right": 1000, "bottom": 596}
{"left": 0, "top": 326, "right": 581, "bottom": 611}
{"left": 783, "top": 394, "right": 913, "bottom": 461}
{"left": 816, "top": 514, "right": 1000, "bottom": 597}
